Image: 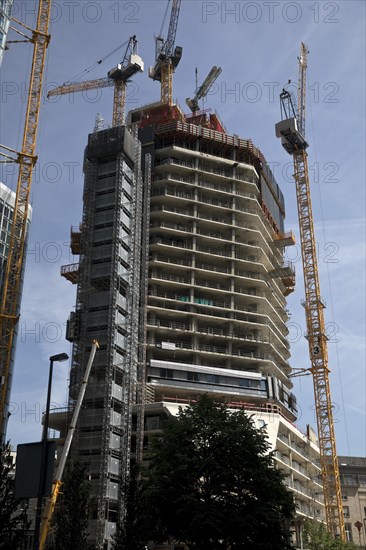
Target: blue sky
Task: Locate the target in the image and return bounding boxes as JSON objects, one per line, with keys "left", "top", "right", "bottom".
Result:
{"left": 0, "top": 0, "right": 365, "bottom": 456}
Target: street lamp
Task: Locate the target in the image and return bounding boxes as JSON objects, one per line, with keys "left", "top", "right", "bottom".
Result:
{"left": 33, "top": 352, "right": 69, "bottom": 550}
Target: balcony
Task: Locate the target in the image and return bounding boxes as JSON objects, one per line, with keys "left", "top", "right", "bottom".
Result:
{"left": 277, "top": 433, "right": 316, "bottom": 463}
{"left": 149, "top": 254, "right": 192, "bottom": 268}
{"left": 150, "top": 220, "right": 194, "bottom": 233}
{"left": 285, "top": 479, "right": 312, "bottom": 499}
{"left": 150, "top": 271, "right": 190, "bottom": 285}
{"left": 150, "top": 236, "right": 193, "bottom": 250}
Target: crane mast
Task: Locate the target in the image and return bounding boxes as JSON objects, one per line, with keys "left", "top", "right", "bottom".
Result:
{"left": 0, "top": 0, "right": 52, "bottom": 442}
{"left": 275, "top": 43, "right": 345, "bottom": 540}
{"left": 149, "top": 0, "right": 182, "bottom": 106}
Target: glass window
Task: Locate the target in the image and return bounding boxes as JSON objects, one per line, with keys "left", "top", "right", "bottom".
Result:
{"left": 160, "top": 368, "right": 173, "bottom": 379}
{"left": 187, "top": 371, "right": 199, "bottom": 382}
{"left": 343, "top": 506, "right": 350, "bottom": 518}
{"left": 345, "top": 524, "right": 353, "bottom": 542}
{"left": 358, "top": 475, "right": 366, "bottom": 486}
{"left": 239, "top": 378, "right": 261, "bottom": 389}
{"left": 342, "top": 474, "right": 357, "bottom": 485}
{"left": 207, "top": 374, "right": 220, "bottom": 384}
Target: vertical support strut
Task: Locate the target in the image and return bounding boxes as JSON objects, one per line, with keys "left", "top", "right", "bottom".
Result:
{"left": 112, "top": 80, "right": 126, "bottom": 127}
{"left": 161, "top": 61, "right": 173, "bottom": 106}
{"left": 135, "top": 153, "right": 151, "bottom": 465}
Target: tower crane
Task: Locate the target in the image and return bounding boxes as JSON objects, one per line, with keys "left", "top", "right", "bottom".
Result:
{"left": 0, "top": 0, "right": 52, "bottom": 442}
{"left": 275, "top": 43, "right": 345, "bottom": 540}
{"left": 186, "top": 66, "right": 222, "bottom": 113}
{"left": 47, "top": 36, "right": 144, "bottom": 126}
{"left": 149, "top": 0, "right": 182, "bottom": 106}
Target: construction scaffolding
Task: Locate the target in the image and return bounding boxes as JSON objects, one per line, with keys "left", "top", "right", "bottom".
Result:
{"left": 61, "top": 125, "right": 146, "bottom": 547}
{"left": 135, "top": 153, "right": 152, "bottom": 465}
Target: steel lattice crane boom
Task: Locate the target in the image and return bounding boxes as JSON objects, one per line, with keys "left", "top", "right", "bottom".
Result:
{"left": 47, "top": 36, "right": 143, "bottom": 126}
{"left": 149, "top": 0, "right": 182, "bottom": 106}
{"left": 0, "top": 0, "right": 52, "bottom": 442}
{"left": 186, "top": 66, "right": 222, "bottom": 113}
{"left": 275, "top": 43, "right": 345, "bottom": 541}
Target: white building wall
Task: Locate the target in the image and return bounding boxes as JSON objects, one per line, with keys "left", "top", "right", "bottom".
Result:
{"left": 0, "top": 0, "right": 13, "bottom": 67}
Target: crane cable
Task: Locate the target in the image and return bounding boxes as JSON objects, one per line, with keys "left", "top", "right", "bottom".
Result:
{"left": 159, "top": 0, "right": 171, "bottom": 38}
{"left": 64, "top": 38, "right": 130, "bottom": 84}
{"left": 308, "top": 88, "right": 351, "bottom": 456}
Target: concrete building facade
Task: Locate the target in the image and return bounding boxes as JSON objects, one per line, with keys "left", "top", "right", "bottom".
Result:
{"left": 0, "top": 0, "right": 13, "bottom": 67}
{"left": 339, "top": 456, "right": 366, "bottom": 547}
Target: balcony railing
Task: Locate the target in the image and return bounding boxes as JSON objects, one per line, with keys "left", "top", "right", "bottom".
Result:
{"left": 150, "top": 271, "right": 190, "bottom": 284}
{"left": 150, "top": 254, "right": 192, "bottom": 267}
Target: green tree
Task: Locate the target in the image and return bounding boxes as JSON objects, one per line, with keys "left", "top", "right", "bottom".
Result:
{"left": 0, "top": 442, "right": 29, "bottom": 550}
{"left": 51, "top": 460, "right": 90, "bottom": 550}
{"left": 143, "top": 395, "right": 295, "bottom": 550}
{"left": 303, "top": 520, "right": 357, "bottom": 549}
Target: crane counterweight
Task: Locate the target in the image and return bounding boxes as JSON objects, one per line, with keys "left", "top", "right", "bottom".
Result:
{"left": 108, "top": 53, "right": 144, "bottom": 82}
{"left": 275, "top": 117, "right": 308, "bottom": 154}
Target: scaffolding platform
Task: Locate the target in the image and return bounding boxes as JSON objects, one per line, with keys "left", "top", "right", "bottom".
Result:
{"left": 274, "top": 230, "right": 296, "bottom": 247}
{"left": 70, "top": 225, "right": 82, "bottom": 255}
{"left": 269, "top": 263, "right": 295, "bottom": 280}
{"left": 60, "top": 263, "right": 80, "bottom": 284}
{"left": 269, "top": 262, "right": 295, "bottom": 296}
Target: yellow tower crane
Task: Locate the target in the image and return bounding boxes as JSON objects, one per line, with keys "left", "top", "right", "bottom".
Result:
{"left": 47, "top": 36, "right": 143, "bottom": 126}
{"left": 0, "top": 0, "right": 52, "bottom": 442}
{"left": 149, "top": 0, "right": 182, "bottom": 106}
{"left": 275, "top": 43, "right": 345, "bottom": 540}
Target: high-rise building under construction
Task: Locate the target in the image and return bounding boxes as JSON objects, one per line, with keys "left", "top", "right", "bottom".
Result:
{"left": 58, "top": 105, "right": 323, "bottom": 549}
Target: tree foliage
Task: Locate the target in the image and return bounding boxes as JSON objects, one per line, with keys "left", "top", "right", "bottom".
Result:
{"left": 142, "top": 395, "right": 295, "bottom": 550}
{"left": 303, "top": 520, "right": 357, "bottom": 550}
{"left": 51, "top": 460, "right": 90, "bottom": 550}
{"left": 0, "top": 442, "right": 29, "bottom": 550}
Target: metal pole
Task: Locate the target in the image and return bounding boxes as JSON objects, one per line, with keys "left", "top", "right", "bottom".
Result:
{"left": 33, "top": 358, "right": 53, "bottom": 550}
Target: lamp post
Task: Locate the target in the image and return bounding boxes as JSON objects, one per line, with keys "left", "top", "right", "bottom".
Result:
{"left": 33, "top": 352, "right": 69, "bottom": 550}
